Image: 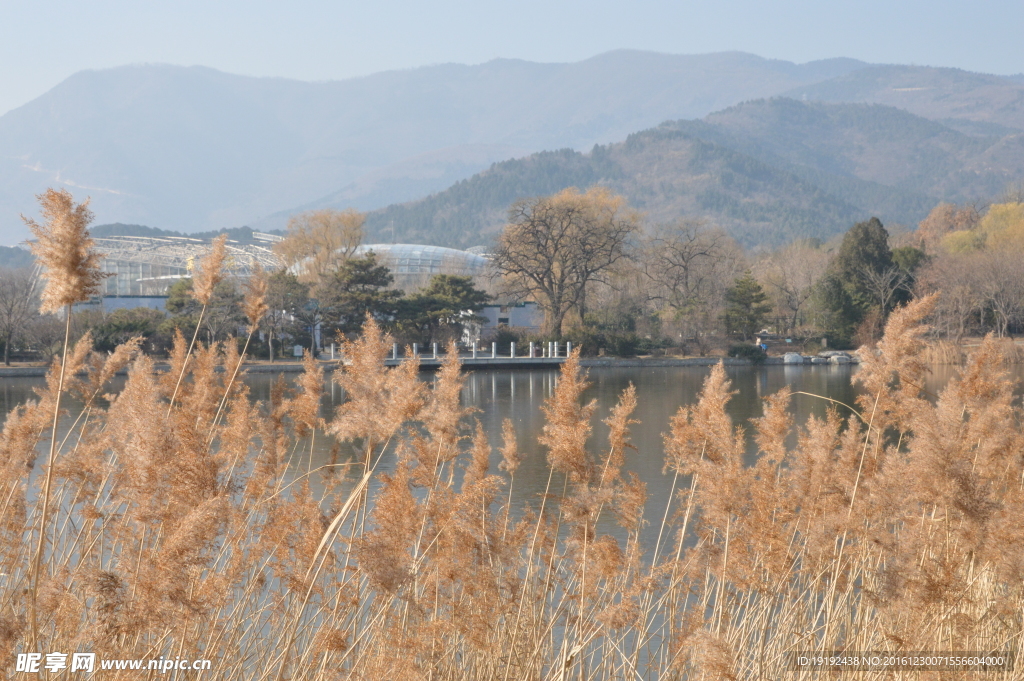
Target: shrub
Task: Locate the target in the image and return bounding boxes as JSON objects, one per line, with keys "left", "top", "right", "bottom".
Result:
{"left": 727, "top": 342, "right": 767, "bottom": 363}
{"left": 559, "top": 327, "right": 603, "bottom": 356}
{"left": 491, "top": 324, "right": 523, "bottom": 347}
{"left": 801, "top": 338, "right": 826, "bottom": 355}
{"left": 607, "top": 333, "right": 640, "bottom": 357}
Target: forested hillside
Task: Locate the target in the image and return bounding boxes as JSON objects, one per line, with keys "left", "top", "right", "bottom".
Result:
{"left": 365, "top": 99, "right": 1024, "bottom": 249}
{"left": 782, "top": 65, "right": 1024, "bottom": 131}
{"left": 6, "top": 55, "right": 1022, "bottom": 247}
{"left": 0, "top": 51, "right": 865, "bottom": 243}
{"left": 671, "top": 99, "right": 1024, "bottom": 219}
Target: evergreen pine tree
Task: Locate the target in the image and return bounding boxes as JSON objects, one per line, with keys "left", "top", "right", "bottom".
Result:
{"left": 724, "top": 272, "right": 772, "bottom": 341}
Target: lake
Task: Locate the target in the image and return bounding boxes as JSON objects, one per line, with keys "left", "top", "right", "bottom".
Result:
{"left": 3, "top": 362, "right": 1021, "bottom": 545}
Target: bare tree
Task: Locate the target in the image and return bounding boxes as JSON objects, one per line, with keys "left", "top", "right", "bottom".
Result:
{"left": 26, "top": 313, "right": 67, "bottom": 359}
{"left": 975, "top": 250, "right": 1024, "bottom": 337}
{"left": 755, "top": 241, "right": 830, "bottom": 334}
{"left": 274, "top": 208, "right": 364, "bottom": 285}
{"left": 916, "top": 254, "right": 983, "bottom": 343}
{"left": 1001, "top": 180, "right": 1024, "bottom": 204}
{"left": 641, "top": 220, "right": 742, "bottom": 350}
{"left": 0, "top": 267, "right": 40, "bottom": 364}
{"left": 861, "top": 265, "right": 909, "bottom": 316}
{"left": 491, "top": 187, "right": 639, "bottom": 336}
{"left": 915, "top": 202, "right": 980, "bottom": 251}
{"left": 918, "top": 248, "right": 1024, "bottom": 341}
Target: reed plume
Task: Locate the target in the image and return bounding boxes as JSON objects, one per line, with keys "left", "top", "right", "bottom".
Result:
{"left": 167, "top": 234, "right": 230, "bottom": 412}
{"left": 242, "top": 262, "right": 269, "bottom": 332}
{"left": 19, "top": 189, "right": 107, "bottom": 650}
{"left": 192, "top": 234, "right": 229, "bottom": 306}
{"left": 328, "top": 317, "right": 424, "bottom": 463}
{"left": 209, "top": 260, "right": 269, "bottom": 441}
{"left": 2, "top": 243, "right": 1023, "bottom": 680}
{"left": 539, "top": 349, "right": 596, "bottom": 483}
{"left": 22, "top": 188, "right": 107, "bottom": 313}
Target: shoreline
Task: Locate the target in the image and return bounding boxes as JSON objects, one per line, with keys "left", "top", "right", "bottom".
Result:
{"left": 0, "top": 354, "right": 860, "bottom": 377}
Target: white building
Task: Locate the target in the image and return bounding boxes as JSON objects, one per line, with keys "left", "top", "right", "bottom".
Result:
{"left": 464, "top": 302, "right": 543, "bottom": 343}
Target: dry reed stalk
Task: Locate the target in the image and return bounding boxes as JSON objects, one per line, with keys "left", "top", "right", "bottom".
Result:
{"left": 922, "top": 339, "right": 968, "bottom": 365}
{"left": 166, "top": 233, "right": 228, "bottom": 413}
{"left": 922, "top": 336, "right": 1024, "bottom": 366}
{"left": 4, "top": 253, "right": 1024, "bottom": 679}
{"left": 208, "top": 263, "right": 269, "bottom": 443}
{"left": 27, "top": 310, "right": 71, "bottom": 648}
{"left": 20, "top": 189, "right": 108, "bottom": 650}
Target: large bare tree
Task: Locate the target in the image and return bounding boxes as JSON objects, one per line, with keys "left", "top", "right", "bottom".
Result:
{"left": 916, "top": 253, "right": 983, "bottom": 343}
{"left": 755, "top": 240, "right": 829, "bottom": 334}
{"left": 491, "top": 187, "right": 639, "bottom": 336}
{"left": 975, "top": 249, "right": 1024, "bottom": 338}
{"left": 641, "top": 220, "right": 742, "bottom": 350}
{"left": 0, "top": 267, "right": 40, "bottom": 365}
{"left": 274, "top": 208, "right": 364, "bottom": 286}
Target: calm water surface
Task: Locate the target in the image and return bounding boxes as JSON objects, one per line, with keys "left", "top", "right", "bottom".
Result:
{"left": 4, "top": 364, "right": 1022, "bottom": 544}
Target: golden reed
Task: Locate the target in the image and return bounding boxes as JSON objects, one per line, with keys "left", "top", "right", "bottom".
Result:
{"left": 1, "top": 190, "right": 1022, "bottom": 679}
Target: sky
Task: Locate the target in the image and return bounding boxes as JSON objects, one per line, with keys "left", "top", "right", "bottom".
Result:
{"left": 2, "top": 0, "right": 1022, "bottom": 116}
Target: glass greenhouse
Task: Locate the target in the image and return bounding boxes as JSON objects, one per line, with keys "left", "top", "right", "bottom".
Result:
{"left": 356, "top": 244, "right": 490, "bottom": 277}
{"left": 92, "top": 235, "right": 280, "bottom": 297}
{"left": 64, "top": 236, "right": 490, "bottom": 313}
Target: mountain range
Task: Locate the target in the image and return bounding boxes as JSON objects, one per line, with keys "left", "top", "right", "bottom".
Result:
{"left": 1, "top": 51, "right": 1022, "bottom": 247}
{"left": 362, "top": 98, "right": 1024, "bottom": 249}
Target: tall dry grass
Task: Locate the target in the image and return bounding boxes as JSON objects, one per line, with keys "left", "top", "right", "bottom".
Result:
{"left": 922, "top": 337, "right": 1024, "bottom": 365}
{"left": 2, "top": 201, "right": 1023, "bottom": 678}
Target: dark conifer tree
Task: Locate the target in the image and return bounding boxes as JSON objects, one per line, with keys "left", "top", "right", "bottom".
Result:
{"left": 724, "top": 272, "right": 772, "bottom": 341}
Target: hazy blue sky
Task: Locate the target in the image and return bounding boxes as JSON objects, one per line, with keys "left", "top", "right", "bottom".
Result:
{"left": 2, "top": 0, "right": 1021, "bottom": 116}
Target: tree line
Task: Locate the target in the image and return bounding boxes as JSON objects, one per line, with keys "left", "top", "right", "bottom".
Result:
{"left": 0, "top": 207, "right": 491, "bottom": 364}
{"left": 487, "top": 186, "right": 1024, "bottom": 355}
{"left": 3, "top": 187, "right": 1023, "bottom": 364}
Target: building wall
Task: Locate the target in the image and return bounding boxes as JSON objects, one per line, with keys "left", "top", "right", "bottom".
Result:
{"left": 478, "top": 302, "right": 543, "bottom": 331}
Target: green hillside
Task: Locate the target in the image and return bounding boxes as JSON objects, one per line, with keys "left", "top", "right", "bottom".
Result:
{"left": 364, "top": 99, "right": 1024, "bottom": 249}
{"left": 364, "top": 150, "right": 620, "bottom": 247}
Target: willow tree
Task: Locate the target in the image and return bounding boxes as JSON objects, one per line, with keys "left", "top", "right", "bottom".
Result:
{"left": 274, "top": 208, "right": 364, "bottom": 286}
{"left": 491, "top": 187, "right": 639, "bottom": 336}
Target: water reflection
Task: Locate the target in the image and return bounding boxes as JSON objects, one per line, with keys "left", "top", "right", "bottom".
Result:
{"left": 4, "top": 363, "right": 1022, "bottom": 545}
{"left": 246, "top": 364, "right": 869, "bottom": 544}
